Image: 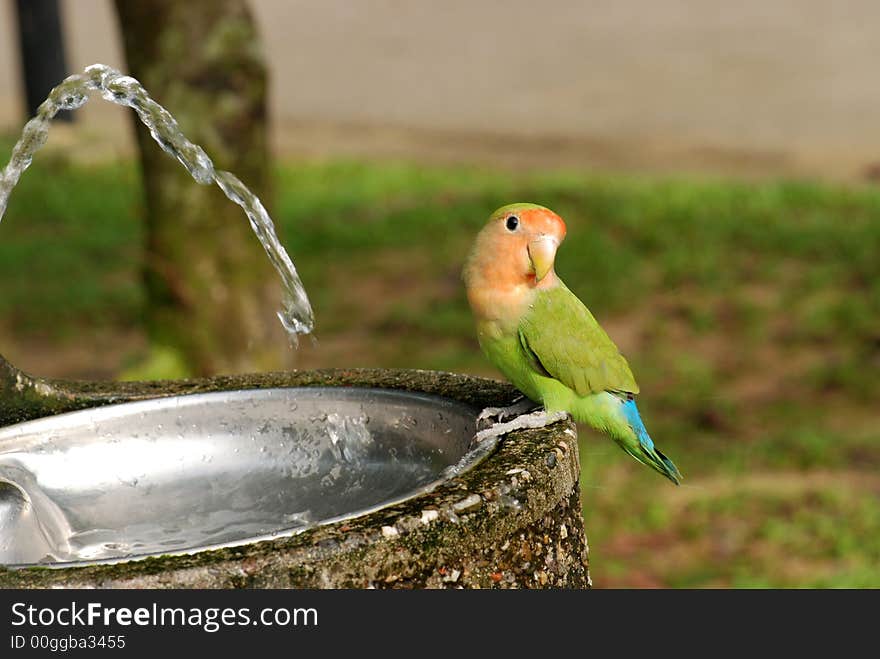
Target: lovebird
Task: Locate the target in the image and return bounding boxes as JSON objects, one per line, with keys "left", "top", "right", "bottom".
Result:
{"left": 463, "top": 203, "right": 682, "bottom": 484}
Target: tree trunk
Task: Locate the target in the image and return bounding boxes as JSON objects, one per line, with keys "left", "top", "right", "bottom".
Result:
{"left": 113, "top": 0, "right": 289, "bottom": 376}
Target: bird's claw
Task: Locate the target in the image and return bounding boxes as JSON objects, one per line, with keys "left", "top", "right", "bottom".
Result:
{"left": 476, "top": 406, "right": 507, "bottom": 430}
{"left": 475, "top": 409, "right": 570, "bottom": 443}
{"left": 475, "top": 397, "right": 537, "bottom": 430}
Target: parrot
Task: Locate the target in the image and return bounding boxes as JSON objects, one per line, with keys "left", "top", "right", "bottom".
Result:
{"left": 462, "top": 202, "right": 682, "bottom": 484}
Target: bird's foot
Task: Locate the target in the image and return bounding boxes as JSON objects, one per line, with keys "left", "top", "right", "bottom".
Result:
{"left": 475, "top": 408, "right": 570, "bottom": 443}
{"left": 476, "top": 397, "right": 539, "bottom": 431}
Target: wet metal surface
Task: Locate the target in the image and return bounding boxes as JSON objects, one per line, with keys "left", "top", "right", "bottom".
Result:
{"left": 0, "top": 387, "right": 478, "bottom": 567}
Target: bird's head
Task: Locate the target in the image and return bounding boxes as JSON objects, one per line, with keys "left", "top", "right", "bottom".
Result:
{"left": 464, "top": 203, "right": 567, "bottom": 292}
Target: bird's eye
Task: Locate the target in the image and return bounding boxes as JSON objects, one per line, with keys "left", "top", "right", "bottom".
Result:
{"left": 505, "top": 215, "right": 519, "bottom": 231}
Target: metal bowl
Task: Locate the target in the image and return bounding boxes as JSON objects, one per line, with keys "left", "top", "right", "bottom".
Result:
{"left": 0, "top": 387, "right": 478, "bottom": 567}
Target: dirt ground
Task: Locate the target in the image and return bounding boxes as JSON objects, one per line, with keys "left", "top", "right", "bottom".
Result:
{"left": 1, "top": 1, "right": 880, "bottom": 181}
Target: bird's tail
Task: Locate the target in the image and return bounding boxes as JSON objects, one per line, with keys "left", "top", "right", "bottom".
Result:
{"left": 614, "top": 397, "right": 682, "bottom": 485}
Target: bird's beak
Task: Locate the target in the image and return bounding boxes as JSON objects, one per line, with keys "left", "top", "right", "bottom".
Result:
{"left": 528, "top": 236, "right": 558, "bottom": 282}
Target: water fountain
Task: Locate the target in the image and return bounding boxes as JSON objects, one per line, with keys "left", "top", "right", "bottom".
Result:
{"left": 0, "top": 66, "right": 588, "bottom": 588}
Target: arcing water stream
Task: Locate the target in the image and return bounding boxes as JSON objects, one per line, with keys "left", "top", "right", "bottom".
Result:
{"left": 0, "top": 63, "right": 314, "bottom": 344}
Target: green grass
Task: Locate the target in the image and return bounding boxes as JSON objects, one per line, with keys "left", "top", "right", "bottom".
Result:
{"left": 1, "top": 142, "right": 878, "bottom": 587}
{"left": 0, "top": 142, "right": 143, "bottom": 333}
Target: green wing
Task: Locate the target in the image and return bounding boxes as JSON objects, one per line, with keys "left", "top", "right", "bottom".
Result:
{"left": 518, "top": 283, "right": 639, "bottom": 396}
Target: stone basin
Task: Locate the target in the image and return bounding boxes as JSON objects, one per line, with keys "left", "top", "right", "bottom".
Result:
{"left": 0, "top": 387, "right": 480, "bottom": 567}
{"left": 0, "top": 358, "right": 590, "bottom": 588}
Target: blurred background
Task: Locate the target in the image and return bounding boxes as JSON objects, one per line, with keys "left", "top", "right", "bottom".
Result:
{"left": 0, "top": 0, "right": 877, "bottom": 587}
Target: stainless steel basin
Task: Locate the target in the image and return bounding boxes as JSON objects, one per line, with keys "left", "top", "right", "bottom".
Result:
{"left": 0, "top": 387, "right": 479, "bottom": 567}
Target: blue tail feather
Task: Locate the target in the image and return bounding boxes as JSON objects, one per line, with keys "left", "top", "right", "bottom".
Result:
{"left": 621, "top": 398, "right": 655, "bottom": 451}
{"left": 618, "top": 397, "right": 682, "bottom": 485}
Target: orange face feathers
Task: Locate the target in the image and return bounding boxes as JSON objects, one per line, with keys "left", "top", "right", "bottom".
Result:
{"left": 512, "top": 206, "right": 567, "bottom": 245}
{"left": 462, "top": 203, "right": 568, "bottom": 323}
{"left": 465, "top": 203, "right": 567, "bottom": 286}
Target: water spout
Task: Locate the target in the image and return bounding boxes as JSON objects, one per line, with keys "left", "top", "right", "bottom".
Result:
{"left": 0, "top": 63, "right": 314, "bottom": 344}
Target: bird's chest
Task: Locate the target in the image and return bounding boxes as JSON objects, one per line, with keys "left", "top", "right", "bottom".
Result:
{"left": 476, "top": 321, "right": 544, "bottom": 400}
{"left": 468, "top": 284, "right": 533, "bottom": 329}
